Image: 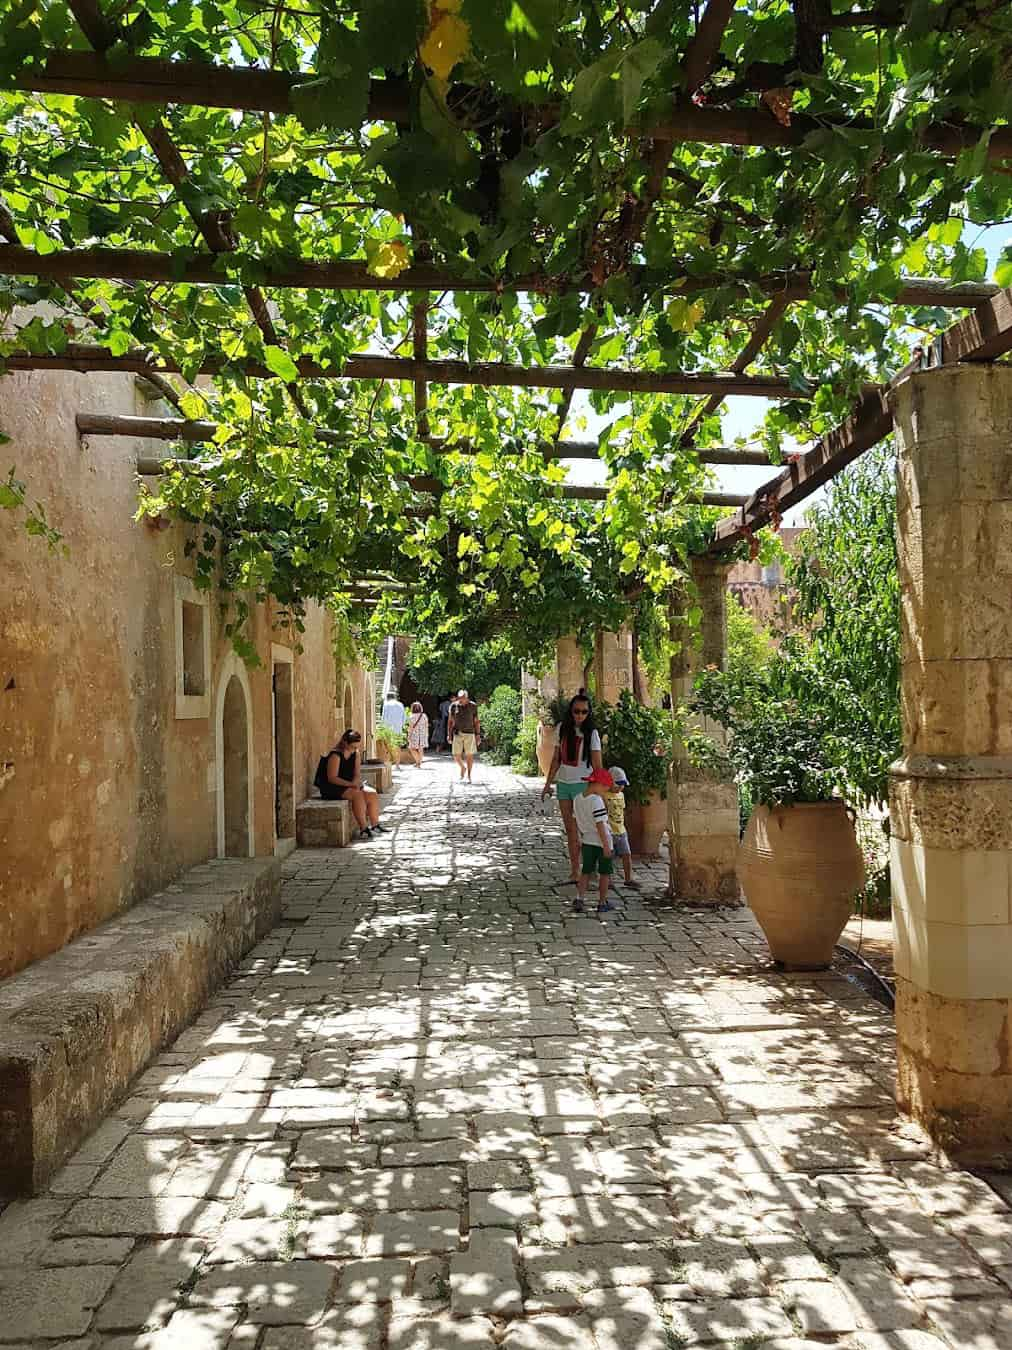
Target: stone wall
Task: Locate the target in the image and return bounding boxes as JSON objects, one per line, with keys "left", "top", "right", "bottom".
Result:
{"left": 0, "top": 368, "right": 366, "bottom": 979}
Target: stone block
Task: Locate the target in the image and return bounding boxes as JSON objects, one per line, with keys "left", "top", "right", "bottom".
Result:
{"left": 891, "top": 837, "right": 1010, "bottom": 929}
{"left": 295, "top": 799, "right": 353, "bottom": 848}
{"left": 898, "top": 499, "right": 1012, "bottom": 662}
{"left": 891, "top": 367, "right": 1012, "bottom": 511}
{"left": 0, "top": 1263, "right": 119, "bottom": 1339}
{"left": 191, "top": 1260, "right": 335, "bottom": 1324}
{"left": 450, "top": 1229, "right": 522, "bottom": 1316}
{"left": 891, "top": 906, "right": 1012, "bottom": 1000}
{"left": 0, "top": 856, "right": 282, "bottom": 1197}
{"left": 895, "top": 978, "right": 1012, "bottom": 1160}
{"left": 365, "top": 1210, "right": 462, "bottom": 1256}
{"left": 360, "top": 761, "right": 393, "bottom": 793}
{"left": 890, "top": 770, "right": 1012, "bottom": 852}
{"left": 900, "top": 658, "right": 1012, "bottom": 757}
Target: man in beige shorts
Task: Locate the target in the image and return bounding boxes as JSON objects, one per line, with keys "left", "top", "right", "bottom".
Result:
{"left": 448, "top": 688, "right": 481, "bottom": 783}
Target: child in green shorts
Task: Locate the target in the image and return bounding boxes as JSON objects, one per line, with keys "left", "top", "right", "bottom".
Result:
{"left": 572, "top": 767, "right": 616, "bottom": 914}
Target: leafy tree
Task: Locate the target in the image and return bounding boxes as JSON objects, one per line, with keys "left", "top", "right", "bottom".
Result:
{"left": 693, "top": 446, "right": 900, "bottom": 810}
{"left": 481, "top": 684, "right": 523, "bottom": 763}
{"left": 407, "top": 637, "right": 519, "bottom": 700}
{"left": 786, "top": 445, "right": 900, "bottom": 807}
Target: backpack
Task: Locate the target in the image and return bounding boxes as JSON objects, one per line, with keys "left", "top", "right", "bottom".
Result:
{"left": 313, "top": 752, "right": 333, "bottom": 794}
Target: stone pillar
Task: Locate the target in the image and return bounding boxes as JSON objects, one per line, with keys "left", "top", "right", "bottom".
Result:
{"left": 555, "top": 636, "right": 584, "bottom": 700}
{"left": 890, "top": 365, "right": 1012, "bottom": 1161}
{"left": 667, "top": 559, "right": 740, "bottom": 904}
{"left": 592, "top": 627, "right": 634, "bottom": 705}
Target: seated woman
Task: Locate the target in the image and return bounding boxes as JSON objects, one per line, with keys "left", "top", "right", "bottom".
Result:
{"left": 322, "top": 729, "right": 384, "bottom": 840}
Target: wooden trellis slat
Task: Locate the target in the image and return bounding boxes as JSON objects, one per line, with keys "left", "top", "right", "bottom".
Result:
{"left": 14, "top": 49, "right": 1012, "bottom": 163}
{"left": 652, "top": 104, "right": 1012, "bottom": 162}
{"left": 131, "top": 451, "right": 746, "bottom": 508}
{"left": 680, "top": 293, "right": 793, "bottom": 446}
{"left": 74, "top": 413, "right": 771, "bottom": 466}
{"left": 709, "top": 280, "right": 1012, "bottom": 550}
{"left": 16, "top": 344, "right": 802, "bottom": 397}
{"left": 0, "top": 244, "right": 994, "bottom": 308}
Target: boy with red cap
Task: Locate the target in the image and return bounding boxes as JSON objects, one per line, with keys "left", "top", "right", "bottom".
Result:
{"left": 572, "top": 767, "right": 616, "bottom": 915}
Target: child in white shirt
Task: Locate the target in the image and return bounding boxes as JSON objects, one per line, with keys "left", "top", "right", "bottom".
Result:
{"left": 572, "top": 767, "right": 616, "bottom": 915}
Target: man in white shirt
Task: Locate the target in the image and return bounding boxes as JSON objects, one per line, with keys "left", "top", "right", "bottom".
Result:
{"left": 572, "top": 767, "right": 616, "bottom": 915}
{"left": 381, "top": 694, "right": 406, "bottom": 735}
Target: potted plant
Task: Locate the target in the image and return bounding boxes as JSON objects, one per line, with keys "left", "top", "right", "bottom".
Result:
{"left": 598, "top": 690, "right": 672, "bottom": 855}
{"left": 374, "top": 723, "right": 401, "bottom": 765}
{"left": 533, "top": 690, "right": 570, "bottom": 779}
{"left": 692, "top": 660, "right": 864, "bottom": 971}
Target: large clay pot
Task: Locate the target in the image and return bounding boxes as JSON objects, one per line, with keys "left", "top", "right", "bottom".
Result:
{"left": 536, "top": 722, "right": 557, "bottom": 778}
{"left": 625, "top": 790, "right": 668, "bottom": 856}
{"left": 376, "top": 739, "right": 393, "bottom": 765}
{"left": 738, "top": 801, "right": 865, "bottom": 970}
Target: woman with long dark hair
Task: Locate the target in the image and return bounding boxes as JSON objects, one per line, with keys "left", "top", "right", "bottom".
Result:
{"left": 540, "top": 689, "right": 603, "bottom": 885}
{"left": 322, "top": 729, "right": 384, "bottom": 839}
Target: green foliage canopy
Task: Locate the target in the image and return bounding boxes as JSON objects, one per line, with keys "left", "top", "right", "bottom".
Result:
{"left": 0, "top": 2, "right": 1008, "bottom": 654}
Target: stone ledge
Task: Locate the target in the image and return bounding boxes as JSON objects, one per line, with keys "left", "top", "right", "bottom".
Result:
{"left": 296, "top": 798, "right": 353, "bottom": 848}
{"left": 361, "top": 760, "right": 393, "bottom": 793}
{"left": 0, "top": 856, "right": 282, "bottom": 1198}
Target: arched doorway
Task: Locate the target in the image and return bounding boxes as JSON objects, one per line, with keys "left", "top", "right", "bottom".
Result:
{"left": 343, "top": 679, "right": 354, "bottom": 732}
{"left": 215, "top": 653, "right": 254, "bottom": 857}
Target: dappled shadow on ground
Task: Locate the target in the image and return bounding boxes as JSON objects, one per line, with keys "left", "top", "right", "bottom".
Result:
{"left": 0, "top": 759, "right": 1010, "bottom": 1348}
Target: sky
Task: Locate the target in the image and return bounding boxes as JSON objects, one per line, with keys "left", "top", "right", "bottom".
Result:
{"left": 561, "top": 223, "right": 1012, "bottom": 526}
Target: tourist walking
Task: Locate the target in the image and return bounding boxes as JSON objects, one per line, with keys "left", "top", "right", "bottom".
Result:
{"left": 317, "top": 730, "right": 384, "bottom": 839}
{"left": 540, "top": 689, "right": 604, "bottom": 884}
{"left": 381, "top": 693, "right": 406, "bottom": 735}
{"left": 407, "top": 701, "right": 429, "bottom": 768}
{"left": 448, "top": 688, "right": 481, "bottom": 782}
{"left": 573, "top": 767, "right": 616, "bottom": 914}
{"left": 434, "top": 695, "right": 452, "bottom": 752}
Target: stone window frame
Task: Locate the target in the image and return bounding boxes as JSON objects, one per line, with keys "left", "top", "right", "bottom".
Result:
{"left": 174, "top": 575, "right": 211, "bottom": 720}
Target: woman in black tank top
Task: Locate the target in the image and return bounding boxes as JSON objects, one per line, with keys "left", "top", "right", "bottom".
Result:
{"left": 324, "top": 730, "right": 383, "bottom": 838}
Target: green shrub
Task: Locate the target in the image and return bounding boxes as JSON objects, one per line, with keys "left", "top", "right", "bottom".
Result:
{"left": 482, "top": 684, "right": 522, "bottom": 764}
{"left": 375, "top": 722, "right": 405, "bottom": 754}
{"left": 512, "top": 713, "right": 541, "bottom": 776}
{"left": 597, "top": 690, "right": 671, "bottom": 804}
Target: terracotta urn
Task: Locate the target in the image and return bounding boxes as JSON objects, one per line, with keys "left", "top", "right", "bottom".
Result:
{"left": 738, "top": 801, "right": 864, "bottom": 970}
{"left": 625, "top": 790, "right": 668, "bottom": 856}
{"left": 536, "top": 721, "right": 558, "bottom": 778}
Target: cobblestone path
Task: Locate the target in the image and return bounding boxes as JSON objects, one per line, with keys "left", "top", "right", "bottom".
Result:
{"left": 3, "top": 761, "right": 1012, "bottom": 1349}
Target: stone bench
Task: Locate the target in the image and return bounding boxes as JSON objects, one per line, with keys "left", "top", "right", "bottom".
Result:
{"left": 296, "top": 797, "right": 353, "bottom": 847}
{"left": 361, "top": 760, "right": 393, "bottom": 793}
{"left": 0, "top": 855, "right": 282, "bottom": 1197}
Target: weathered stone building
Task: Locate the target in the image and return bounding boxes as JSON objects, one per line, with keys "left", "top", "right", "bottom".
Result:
{"left": 1, "top": 368, "right": 373, "bottom": 981}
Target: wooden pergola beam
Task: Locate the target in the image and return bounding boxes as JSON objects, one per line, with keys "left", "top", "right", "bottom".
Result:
{"left": 13, "top": 51, "right": 410, "bottom": 122}
{"left": 0, "top": 243, "right": 997, "bottom": 308}
{"left": 76, "top": 414, "right": 772, "bottom": 466}
{"left": 709, "top": 279, "right": 1012, "bottom": 550}
{"left": 683, "top": 0, "right": 737, "bottom": 95}
{"left": 22, "top": 344, "right": 803, "bottom": 398}
{"left": 651, "top": 103, "right": 1012, "bottom": 162}
{"left": 133, "top": 450, "right": 746, "bottom": 508}
{"left": 14, "top": 49, "right": 1012, "bottom": 163}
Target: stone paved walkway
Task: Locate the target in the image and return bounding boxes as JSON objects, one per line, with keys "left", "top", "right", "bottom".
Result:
{"left": 2, "top": 760, "right": 1011, "bottom": 1349}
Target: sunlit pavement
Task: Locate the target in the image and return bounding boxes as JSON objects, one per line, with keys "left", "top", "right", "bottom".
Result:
{"left": 1, "top": 758, "right": 1009, "bottom": 1348}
